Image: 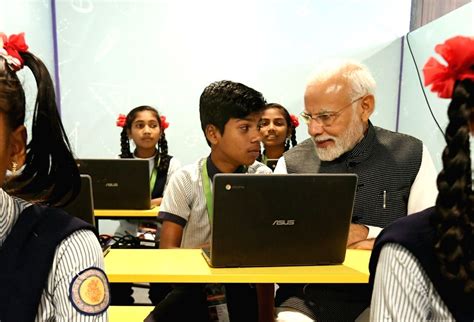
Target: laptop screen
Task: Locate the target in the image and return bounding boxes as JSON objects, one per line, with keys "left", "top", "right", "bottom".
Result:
{"left": 61, "top": 174, "right": 95, "bottom": 226}
{"left": 207, "top": 173, "right": 358, "bottom": 267}
{"left": 76, "top": 159, "right": 151, "bottom": 210}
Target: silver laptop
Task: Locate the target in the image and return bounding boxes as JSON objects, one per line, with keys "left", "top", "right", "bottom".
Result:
{"left": 76, "top": 159, "right": 151, "bottom": 210}
{"left": 203, "top": 174, "right": 358, "bottom": 267}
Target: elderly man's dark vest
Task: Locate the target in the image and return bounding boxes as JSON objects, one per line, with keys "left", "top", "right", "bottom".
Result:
{"left": 0, "top": 205, "right": 95, "bottom": 322}
{"left": 283, "top": 123, "right": 423, "bottom": 228}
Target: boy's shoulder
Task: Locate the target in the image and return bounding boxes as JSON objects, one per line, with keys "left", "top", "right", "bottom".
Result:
{"left": 170, "top": 158, "right": 205, "bottom": 182}
{"left": 248, "top": 161, "right": 272, "bottom": 174}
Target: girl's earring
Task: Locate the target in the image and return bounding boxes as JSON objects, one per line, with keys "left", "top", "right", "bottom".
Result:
{"left": 11, "top": 161, "right": 17, "bottom": 175}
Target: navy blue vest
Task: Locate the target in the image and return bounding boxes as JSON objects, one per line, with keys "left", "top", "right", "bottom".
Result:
{"left": 284, "top": 123, "right": 423, "bottom": 228}
{"left": 369, "top": 207, "right": 474, "bottom": 322}
{"left": 151, "top": 155, "right": 173, "bottom": 199}
{"left": 0, "top": 205, "right": 95, "bottom": 322}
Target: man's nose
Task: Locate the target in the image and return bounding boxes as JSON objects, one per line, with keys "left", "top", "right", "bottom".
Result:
{"left": 308, "top": 120, "right": 324, "bottom": 137}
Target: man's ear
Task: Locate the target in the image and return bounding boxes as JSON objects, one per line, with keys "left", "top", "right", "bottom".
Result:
{"left": 9, "top": 125, "right": 27, "bottom": 169}
{"left": 360, "top": 94, "right": 375, "bottom": 123}
{"left": 205, "top": 124, "right": 221, "bottom": 145}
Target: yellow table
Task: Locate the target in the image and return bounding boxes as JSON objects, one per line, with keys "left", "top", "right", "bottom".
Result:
{"left": 94, "top": 207, "right": 159, "bottom": 218}
{"left": 105, "top": 249, "right": 370, "bottom": 283}
{"left": 93, "top": 207, "right": 159, "bottom": 229}
{"left": 108, "top": 306, "right": 153, "bottom": 322}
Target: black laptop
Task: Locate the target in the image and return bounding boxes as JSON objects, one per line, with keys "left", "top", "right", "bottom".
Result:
{"left": 62, "top": 174, "right": 95, "bottom": 226}
{"left": 61, "top": 175, "right": 111, "bottom": 255}
{"left": 202, "top": 173, "right": 358, "bottom": 267}
{"left": 76, "top": 159, "right": 151, "bottom": 210}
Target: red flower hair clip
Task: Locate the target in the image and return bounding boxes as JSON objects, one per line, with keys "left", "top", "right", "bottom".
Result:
{"left": 160, "top": 115, "right": 170, "bottom": 130}
{"left": 116, "top": 114, "right": 127, "bottom": 128}
{"left": 290, "top": 114, "right": 299, "bottom": 128}
{"left": 0, "top": 32, "right": 29, "bottom": 71}
{"left": 423, "top": 35, "right": 474, "bottom": 99}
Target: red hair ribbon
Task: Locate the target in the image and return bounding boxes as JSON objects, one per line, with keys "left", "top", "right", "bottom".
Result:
{"left": 116, "top": 114, "right": 127, "bottom": 128}
{"left": 290, "top": 114, "right": 299, "bottom": 128}
{"left": 423, "top": 35, "right": 474, "bottom": 99}
{"left": 0, "top": 32, "right": 29, "bottom": 71}
{"left": 160, "top": 115, "right": 169, "bottom": 130}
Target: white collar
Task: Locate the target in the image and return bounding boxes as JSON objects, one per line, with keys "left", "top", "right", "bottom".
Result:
{"left": 0, "top": 188, "right": 31, "bottom": 247}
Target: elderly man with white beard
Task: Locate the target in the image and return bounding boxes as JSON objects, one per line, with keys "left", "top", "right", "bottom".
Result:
{"left": 273, "top": 60, "right": 438, "bottom": 322}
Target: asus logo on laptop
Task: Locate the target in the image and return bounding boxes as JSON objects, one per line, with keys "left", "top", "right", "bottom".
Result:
{"left": 272, "top": 220, "right": 295, "bottom": 226}
{"left": 105, "top": 182, "right": 119, "bottom": 188}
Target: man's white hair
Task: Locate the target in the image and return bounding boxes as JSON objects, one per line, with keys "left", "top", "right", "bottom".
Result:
{"left": 307, "top": 59, "right": 376, "bottom": 100}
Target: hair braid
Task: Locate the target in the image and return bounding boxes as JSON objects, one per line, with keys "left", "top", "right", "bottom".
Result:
{"left": 432, "top": 79, "right": 474, "bottom": 294}
{"left": 119, "top": 127, "right": 133, "bottom": 158}
{"left": 2, "top": 52, "right": 80, "bottom": 206}
{"left": 157, "top": 133, "right": 171, "bottom": 176}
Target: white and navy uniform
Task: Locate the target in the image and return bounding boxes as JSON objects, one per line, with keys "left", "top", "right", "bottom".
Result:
{"left": 158, "top": 157, "right": 272, "bottom": 248}
{"left": 0, "top": 189, "right": 109, "bottom": 321}
{"left": 370, "top": 243, "right": 453, "bottom": 321}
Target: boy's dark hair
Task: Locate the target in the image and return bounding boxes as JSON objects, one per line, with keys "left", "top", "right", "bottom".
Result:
{"left": 0, "top": 51, "right": 79, "bottom": 206}
{"left": 432, "top": 78, "right": 473, "bottom": 294}
{"left": 199, "top": 80, "right": 266, "bottom": 146}
{"left": 119, "top": 105, "right": 171, "bottom": 178}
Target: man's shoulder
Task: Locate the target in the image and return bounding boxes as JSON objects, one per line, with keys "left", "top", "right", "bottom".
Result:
{"left": 374, "top": 126, "right": 423, "bottom": 146}
{"left": 283, "top": 138, "right": 314, "bottom": 158}
{"left": 248, "top": 161, "right": 272, "bottom": 174}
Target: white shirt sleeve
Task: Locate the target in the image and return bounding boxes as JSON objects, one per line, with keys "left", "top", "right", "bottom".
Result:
{"left": 273, "top": 157, "right": 288, "bottom": 174}
{"left": 159, "top": 168, "right": 193, "bottom": 222}
{"left": 370, "top": 243, "right": 453, "bottom": 321}
{"left": 366, "top": 226, "right": 383, "bottom": 239}
{"left": 407, "top": 144, "right": 438, "bottom": 214}
{"left": 36, "top": 229, "right": 109, "bottom": 322}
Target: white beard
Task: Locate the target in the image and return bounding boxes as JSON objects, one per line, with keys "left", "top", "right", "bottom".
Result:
{"left": 313, "top": 114, "right": 365, "bottom": 161}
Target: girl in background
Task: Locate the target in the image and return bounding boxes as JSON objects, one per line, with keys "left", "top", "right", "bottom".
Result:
{"left": 258, "top": 103, "right": 298, "bottom": 171}
{"left": 117, "top": 105, "right": 180, "bottom": 207}
{"left": 113, "top": 105, "right": 180, "bottom": 305}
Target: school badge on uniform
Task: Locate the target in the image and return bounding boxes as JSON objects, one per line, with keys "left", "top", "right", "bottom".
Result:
{"left": 69, "top": 267, "right": 110, "bottom": 315}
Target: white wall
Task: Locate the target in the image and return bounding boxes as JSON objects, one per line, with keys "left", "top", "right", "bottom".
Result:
{"left": 55, "top": 0, "right": 411, "bottom": 164}
{"left": 398, "top": 2, "right": 473, "bottom": 171}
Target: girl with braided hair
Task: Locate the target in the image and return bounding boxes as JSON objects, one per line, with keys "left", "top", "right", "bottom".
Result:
{"left": 117, "top": 105, "right": 180, "bottom": 206}
{"left": 369, "top": 36, "right": 474, "bottom": 321}
{"left": 258, "top": 103, "right": 298, "bottom": 171}
{"left": 113, "top": 106, "right": 180, "bottom": 305}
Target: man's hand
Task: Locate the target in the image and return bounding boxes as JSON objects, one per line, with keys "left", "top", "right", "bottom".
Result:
{"left": 347, "top": 238, "right": 375, "bottom": 250}
{"left": 346, "top": 223, "right": 369, "bottom": 246}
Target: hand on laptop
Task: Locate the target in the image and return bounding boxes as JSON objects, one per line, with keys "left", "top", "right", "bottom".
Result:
{"left": 196, "top": 242, "right": 210, "bottom": 249}
{"left": 346, "top": 224, "right": 369, "bottom": 247}
{"left": 151, "top": 197, "right": 163, "bottom": 207}
{"left": 347, "top": 238, "right": 375, "bottom": 250}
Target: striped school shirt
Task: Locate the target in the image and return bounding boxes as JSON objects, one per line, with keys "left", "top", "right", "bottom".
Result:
{"left": 0, "top": 189, "right": 109, "bottom": 321}
{"left": 158, "top": 157, "right": 272, "bottom": 248}
{"left": 370, "top": 243, "right": 453, "bottom": 321}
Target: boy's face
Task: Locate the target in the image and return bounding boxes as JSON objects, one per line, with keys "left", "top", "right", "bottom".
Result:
{"left": 212, "top": 112, "right": 262, "bottom": 167}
